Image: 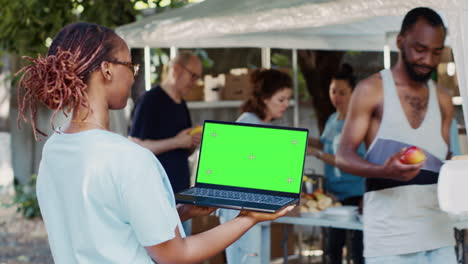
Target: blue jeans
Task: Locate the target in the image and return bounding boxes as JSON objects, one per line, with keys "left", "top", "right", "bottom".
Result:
{"left": 366, "top": 246, "right": 457, "bottom": 264}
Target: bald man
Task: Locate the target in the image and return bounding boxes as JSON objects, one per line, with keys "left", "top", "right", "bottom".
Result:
{"left": 130, "top": 51, "right": 202, "bottom": 194}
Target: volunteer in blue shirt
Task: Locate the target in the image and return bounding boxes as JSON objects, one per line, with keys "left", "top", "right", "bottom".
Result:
{"left": 308, "top": 64, "right": 365, "bottom": 264}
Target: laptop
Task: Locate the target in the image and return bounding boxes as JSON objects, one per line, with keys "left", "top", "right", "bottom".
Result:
{"left": 175, "top": 120, "right": 309, "bottom": 213}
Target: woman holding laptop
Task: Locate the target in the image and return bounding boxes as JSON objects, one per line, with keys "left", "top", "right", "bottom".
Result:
{"left": 218, "top": 68, "right": 293, "bottom": 264}
{"left": 16, "top": 22, "right": 293, "bottom": 264}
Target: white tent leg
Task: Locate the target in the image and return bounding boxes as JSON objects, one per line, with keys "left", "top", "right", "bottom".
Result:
{"left": 292, "top": 49, "right": 299, "bottom": 127}
{"left": 170, "top": 47, "right": 178, "bottom": 59}
{"left": 144, "top": 46, "right": 151, "bottom": 91}
{"left": 384, "top": 45, "right": 391, "bottom": 69}
{"left": 261, "top": 47, "right": 271, "bottom": 69}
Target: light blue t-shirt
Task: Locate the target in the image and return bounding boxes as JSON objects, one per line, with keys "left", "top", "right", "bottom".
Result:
{"left": 37, "top": 129, "right": 183, "bottom": 264}
{"left": 450, "top": 118, "right": 461, "bottom": 156}
{"left": 236, "top": 112, "right": 266, "bottom": 125}
{"left": 320, "top": 112, "right": 366, "bottom": 200}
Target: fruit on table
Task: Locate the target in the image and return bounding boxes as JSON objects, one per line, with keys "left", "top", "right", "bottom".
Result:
{"left": 315, "top": 193, "right": 333, "bottom": 210}
{"left": 305, "top": 199, "right": 318, "bottom": 209}
{"left": 399, "top": 146, "right": 426, "bottom": 164}
{"left": 189, "top": 126, "right": 203, "bottom": 135}
{"left": 300, "top": 189, "right": 340, "bottom": 213}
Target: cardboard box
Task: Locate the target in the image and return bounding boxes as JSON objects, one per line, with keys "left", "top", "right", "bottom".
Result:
{"left": 437, "top": 63, "right": 459, "bottom": 96}
{"left": 221, "top": 68, "right": 291, "bottom": 101}
{"left": 183, "top": 80, "right": 204, "bottom": 101}
{"left": 271, "top": 223, "right": 296, "bottom": 259}
{"left": 222, "top": 68, "right": 253, "bottom": 100}
{"left": 441, "top": 47, "right": 453, "bottom": 63}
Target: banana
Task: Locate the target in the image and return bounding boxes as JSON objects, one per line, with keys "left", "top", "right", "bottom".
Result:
{"left": 189, "top": 126, "right": 203, "bottom": 135}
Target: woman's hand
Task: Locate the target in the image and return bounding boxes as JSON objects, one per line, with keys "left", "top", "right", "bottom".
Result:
{"left": 238, "top": 205, "right": 295, "bottom": 224}
{"left": 188, "top": 205, "right": 216, "bottom": 218}
{"left": 177, "top": 204, "right": 216, "bottom": 222}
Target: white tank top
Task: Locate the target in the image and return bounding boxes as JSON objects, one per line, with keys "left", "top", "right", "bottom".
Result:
{"left": 368, "top": 69, "right": 447, "bottom": 161}
{"left": 362, "top": 69, "right": 454, "bottom": 258}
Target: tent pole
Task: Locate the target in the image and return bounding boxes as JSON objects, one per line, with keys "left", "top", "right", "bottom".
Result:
{"left": 170, "top": 47, "right": 178, "bottom": 59}
{"left": 292, "top": 49, "right": 299, "bottom": 127}
{"left": 384, "top": 45, "right": 391, "bottom": 69}
{"left": 144, "top": 46, "right": 151, "bottom": 91}
{"left": 261, "top": 47, "right": 271, "bottom": 69}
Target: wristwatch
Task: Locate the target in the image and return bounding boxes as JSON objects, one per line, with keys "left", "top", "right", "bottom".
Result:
{"left": 316, "top": 150, "right": 324, "bottom": 159}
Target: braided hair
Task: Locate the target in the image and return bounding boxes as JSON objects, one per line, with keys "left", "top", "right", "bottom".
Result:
{"left": 16, "top": 22, "right": 122, "bottom": 140}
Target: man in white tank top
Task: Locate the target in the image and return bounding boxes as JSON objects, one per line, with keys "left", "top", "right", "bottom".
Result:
{"left": 336, "top": 7, "right": 456, "bottom": 263}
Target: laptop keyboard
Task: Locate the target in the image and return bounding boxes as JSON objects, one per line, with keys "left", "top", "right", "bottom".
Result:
{"left": 181, "top": 188, "right": 295, "bottom": 205}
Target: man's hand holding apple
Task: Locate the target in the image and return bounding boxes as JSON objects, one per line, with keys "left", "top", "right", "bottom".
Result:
{"left": 382, "top": 147, "right": 425, "bottom": 181}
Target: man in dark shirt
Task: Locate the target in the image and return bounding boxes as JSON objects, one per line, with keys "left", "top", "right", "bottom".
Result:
{"left": 130, "top": 51, "right": 202, "bottom": 194}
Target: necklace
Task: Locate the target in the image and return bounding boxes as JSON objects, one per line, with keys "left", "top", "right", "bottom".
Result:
{"left": 71, "top": 120, "right": 108, "bottom": 130}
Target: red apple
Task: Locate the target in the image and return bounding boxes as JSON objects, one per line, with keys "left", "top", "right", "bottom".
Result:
{"left": 399, "top": 146, "right": 426, "bottom": 164}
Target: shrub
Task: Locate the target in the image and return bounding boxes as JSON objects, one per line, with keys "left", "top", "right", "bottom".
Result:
{"left": 2, "top": 174, "right": 41, "bottom": 218}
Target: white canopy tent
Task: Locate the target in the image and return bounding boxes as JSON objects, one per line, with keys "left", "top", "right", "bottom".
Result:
{"left": 116, "top": 0, "right": 468, "bottom": 130}
{"left": 117, "top": 0, "right": 415, "bottom": 51}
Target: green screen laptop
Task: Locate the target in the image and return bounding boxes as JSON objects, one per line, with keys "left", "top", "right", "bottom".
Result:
{"left": 175, "top": 120, "right": 309, "bottom": 213}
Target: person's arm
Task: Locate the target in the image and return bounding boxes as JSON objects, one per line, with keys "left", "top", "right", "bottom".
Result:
{"left": 307, "top": 117, "right": 330, "bottom": 164}
{"left": 145, "top": 207, "right": 294, "bottom": 264}
{"left": 336, "top": 75, "right": 423, "bottom": 181}
{"left": 308, "top": 147, "right": 336, "bottom": 166}
{"left": 437, "top": 85, "right": 454, "bottom": 160}
{"left": 307, "top": 137, "right": 323, "bottom": 149}
{"left": 129, "top": 128, "right": 195, "bottom": 155}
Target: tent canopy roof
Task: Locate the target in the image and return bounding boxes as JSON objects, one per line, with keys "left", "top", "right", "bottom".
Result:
{"left": 116, "top": 0, "right": 447, "bottom": 51}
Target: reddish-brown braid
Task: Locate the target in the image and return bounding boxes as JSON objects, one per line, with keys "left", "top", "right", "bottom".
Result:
{"left": 15, "top": 22, "right": 119, "bottom": 141}
{"left": 16, "top": 47, "right": 92, "bottom": 140}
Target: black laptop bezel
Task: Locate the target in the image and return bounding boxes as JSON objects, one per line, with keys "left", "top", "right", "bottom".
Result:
{"left": 193, "top": 120, "right": 309, "bottom": 198}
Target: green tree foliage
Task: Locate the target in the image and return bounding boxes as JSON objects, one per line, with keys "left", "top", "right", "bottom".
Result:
{"left": 0, "top": 1, "right": 75, "bottom": 56}
{"left": 2, "top": 175, "right": 41, "bottom": 219}
{"left": 0, "top": 0, "right": 193, "bottom": 56}
{"left": 0, "top": 0, "right": 191, "bottom": 218}
{"left": 0, "top": 0, "right": 131, "bottom": 56}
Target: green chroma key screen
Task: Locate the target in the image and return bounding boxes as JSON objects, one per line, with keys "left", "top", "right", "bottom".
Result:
{"left": 196, "top": 122, "right": 307, "bottom": 193}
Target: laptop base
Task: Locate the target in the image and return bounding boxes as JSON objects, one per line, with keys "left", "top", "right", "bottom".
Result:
{"left": 176, "top": 192, "right": 298, "bottom": 213}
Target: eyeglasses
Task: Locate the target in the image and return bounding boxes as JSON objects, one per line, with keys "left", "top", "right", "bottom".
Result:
{"left": 107, "top": 60, "right": 140, "bottom": 78}
{"left": 179, "top": 63, "right": 201, "bottom": 81}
